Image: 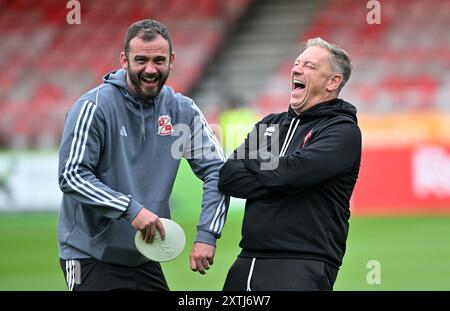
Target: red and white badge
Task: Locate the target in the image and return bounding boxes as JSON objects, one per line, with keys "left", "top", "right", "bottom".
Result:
{"left": 157, "top": 115, "right": 174, "bottom": 136}
{"left": 302, "top": 129, "right": 313, "bottom": 147}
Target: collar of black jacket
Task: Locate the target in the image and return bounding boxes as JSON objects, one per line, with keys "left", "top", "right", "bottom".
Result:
{"left": 286, "top": 97, "right": 357, "bottom": 123}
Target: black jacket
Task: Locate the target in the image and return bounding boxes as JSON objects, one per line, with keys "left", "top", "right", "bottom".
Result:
{"left": 218, "top": 98, "right": 361, "bottom": 268}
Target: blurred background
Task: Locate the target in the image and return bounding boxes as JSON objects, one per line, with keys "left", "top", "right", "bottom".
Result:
{"left": 0, "top": 0, "right": 449, "bottom": 290}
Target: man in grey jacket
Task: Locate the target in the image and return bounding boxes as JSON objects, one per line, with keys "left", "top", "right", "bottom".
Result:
{"left": 58, "top": 19, "right": 229, "bottom": 291}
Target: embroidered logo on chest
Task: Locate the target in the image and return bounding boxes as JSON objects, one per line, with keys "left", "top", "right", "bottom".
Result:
{"left": 302, "top": 129, "right": 313, "bottom": 147}
{"left": 264, "top": 125, "right": 276, "bottom": 137}
{"left": 157, "top": 115, "right": 174, "bottom": 136}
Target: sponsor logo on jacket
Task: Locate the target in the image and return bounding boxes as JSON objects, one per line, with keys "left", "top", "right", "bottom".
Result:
{"left": 264, "top": 125, "right": 276, "bottom": 137}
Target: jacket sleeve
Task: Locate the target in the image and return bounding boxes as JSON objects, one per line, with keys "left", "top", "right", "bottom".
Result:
{"left": 244, "top": 121, "right": 361, "bottom": 193}
{"left": 184, "top": 102, "right": 230, "bottom": 246}
{"left": 218, "top": 122, "right": 276, "bottom": 199}
{"left": 58, "top": 98, "right": 142, "bottom": 222}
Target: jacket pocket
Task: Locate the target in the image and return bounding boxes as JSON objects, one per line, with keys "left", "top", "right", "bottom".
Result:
{"left": 319, "top": 261, "right": 338, "bottom": 290}
{"left": 90, "top": 220, "right": 113, "bottom": 242}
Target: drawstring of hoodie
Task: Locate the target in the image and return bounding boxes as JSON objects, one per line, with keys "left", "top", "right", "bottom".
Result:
{"left": 138, "top": 101, "right": 146, "bottom": 142}
{"left": 119, "top": 87, "right": 148, "bottom": 146}
{"left": 107, "top": 70, "right": 165, "bottom": 147}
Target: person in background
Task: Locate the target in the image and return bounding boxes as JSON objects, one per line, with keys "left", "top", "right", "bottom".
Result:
{"left": 218, "top": 96, "right": 259, "bottom": 155}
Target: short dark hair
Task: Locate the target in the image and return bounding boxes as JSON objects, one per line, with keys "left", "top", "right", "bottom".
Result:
{"left": 124, "top": 19, "right": 173, "bottom": 58}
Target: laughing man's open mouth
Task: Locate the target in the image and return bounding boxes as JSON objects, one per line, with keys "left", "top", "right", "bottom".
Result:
{"left": 292, "top": 79, "right": 305, "bottom": 90}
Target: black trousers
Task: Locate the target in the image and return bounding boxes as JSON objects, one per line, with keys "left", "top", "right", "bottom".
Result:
{"left": 60, "top": 258, "right": 169, "bottom": 291}
{"left": 223, "top": 257, "right": 338, "bottom": 291}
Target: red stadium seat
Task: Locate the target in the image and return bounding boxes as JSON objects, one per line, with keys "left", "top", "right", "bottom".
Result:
{"left": 0, "top": 0, "right": 251, "bottom": 148}
{"left": 255, "top": 0, "right": 447, "bottom": 114}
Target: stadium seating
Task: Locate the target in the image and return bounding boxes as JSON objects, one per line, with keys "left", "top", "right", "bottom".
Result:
{"left": 0, "top": 0, "right": 251, "bottom": 148}
{"left": 1, "top": 0, "right": 448, "bottom": 148}
{"left": 253, "top": 0, "right": 450, "bottom": 115}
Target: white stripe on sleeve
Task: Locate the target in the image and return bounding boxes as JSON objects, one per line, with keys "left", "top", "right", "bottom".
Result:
{"left": 62, "top": 100, "right": 129, "bottom": 210}
{"left": 209, "top": 195, "right": 226, "bottom": 232}
{"left": 190, "top": 102, "right": 226, "bottom": 161}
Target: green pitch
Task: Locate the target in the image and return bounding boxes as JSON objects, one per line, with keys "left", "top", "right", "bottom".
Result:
{"left": 1, "top": 161, "right": 449, "bottom": 290}
{"left": 1, "top": 212, "right": 449, "bottom": 291}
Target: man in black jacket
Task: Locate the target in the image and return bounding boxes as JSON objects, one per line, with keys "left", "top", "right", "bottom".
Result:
{"left": 219, "top": 38, "right": 361, "bottom": 291}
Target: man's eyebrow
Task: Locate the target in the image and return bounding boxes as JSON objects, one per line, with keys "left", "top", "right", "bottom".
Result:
{"left": 294, "top": 59, "right": 317, "bottom": 66}
{"left": 134, "top": 55, "right": 167, "bottom": 61}
{"left": 304, "top": 60, "right": 317, "bottom": 66}
{"left": 134, "top": 55, "right": 149, "bottom": 60}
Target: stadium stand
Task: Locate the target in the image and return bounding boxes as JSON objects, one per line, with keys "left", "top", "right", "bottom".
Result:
{"left": 0, "top": 0, "right": 252, "bottom": 149}
{"left": 192, "top": 0, "right": 325, "bottom": 114}
{"left": 1, "top": 0, "right": 448, "bottom": 149}
{"left": 253, "top": 0, "right": 450, "bottom": 115}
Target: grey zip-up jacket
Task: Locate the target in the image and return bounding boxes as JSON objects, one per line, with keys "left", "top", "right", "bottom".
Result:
{"left": 58, "top": 69, "right": 229, "bottom": 266}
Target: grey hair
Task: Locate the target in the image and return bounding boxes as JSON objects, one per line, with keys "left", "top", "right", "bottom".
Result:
{"left": 306, "top": 37, "right": 353, "bottom": 92}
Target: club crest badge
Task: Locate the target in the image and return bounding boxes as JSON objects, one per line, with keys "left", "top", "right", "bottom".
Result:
{"left": 302, "top": 130, "right": 313, "bottom": 147}
{"left": 157, "top": 115, "right": 174, "bottom": 136}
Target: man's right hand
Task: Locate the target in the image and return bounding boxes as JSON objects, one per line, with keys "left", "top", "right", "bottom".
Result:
{"left": 131, "top": 208, "right": 165, "bottom": 244}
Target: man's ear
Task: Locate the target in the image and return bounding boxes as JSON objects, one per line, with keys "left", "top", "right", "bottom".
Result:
{"left": 120, "top": 52, "right": 128, "bottom": 70}
{"left": 169, "top": 52, "right": 175, "bottom": 70}
{"left": 327, "top": 74, "right": 342, "bottom": 92}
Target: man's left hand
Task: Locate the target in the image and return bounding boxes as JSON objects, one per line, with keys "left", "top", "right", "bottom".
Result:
{"left": 189, "top": 242, "right": 215, "bottom": 275}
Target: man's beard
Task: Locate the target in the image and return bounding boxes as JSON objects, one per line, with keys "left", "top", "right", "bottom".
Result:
{"left": 127, "top": 67, "right": 169, "bottom": 101}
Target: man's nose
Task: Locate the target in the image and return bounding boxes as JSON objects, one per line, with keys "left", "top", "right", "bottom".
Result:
{"left": 144, "top": 63, "right": 157, "bottom": 74}
{"left": 291, "top": 64, "right": 303, "bottom": 75}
